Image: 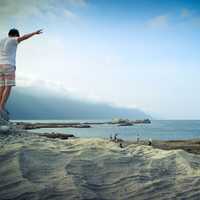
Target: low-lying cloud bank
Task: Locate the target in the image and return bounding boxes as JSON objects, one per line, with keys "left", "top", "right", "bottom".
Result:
{"left": 7, "top": 86, "right": 150, "bottom": 120}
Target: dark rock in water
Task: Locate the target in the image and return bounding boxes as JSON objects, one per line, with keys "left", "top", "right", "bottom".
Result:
{"left": 134, "top": 118, "right": 151, "bottom": 124}
{"left": 112, "top": 118, "right": 151, "bottom": 125}
{"left": 16, "top": 122, "right": 91, "bottom": 130}
{"left": 118, "top": 122, "right": 133, "bottom": 126}
{"left": 40, "top": 133, "right": 75, "bottom": 140}
{"left": 78, "top": 124, "right": 91, "bottom": 128}
{"left": 143, "top": 118, "right": 151, "bottom": 123}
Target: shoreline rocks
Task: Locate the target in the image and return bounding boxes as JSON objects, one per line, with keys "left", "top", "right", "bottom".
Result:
{"left": 15, "top": 119, "right": 151, "bottom": 130}
{"left": 16, "top": 122, "right": 91, "bottom": 130}
{"left": 40, "top": 132, "right": 75, "bottom": 140}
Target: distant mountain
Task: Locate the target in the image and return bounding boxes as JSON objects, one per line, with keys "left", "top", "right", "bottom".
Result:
{"left": 7, "top": 86, "right": 151, "bottom": 120}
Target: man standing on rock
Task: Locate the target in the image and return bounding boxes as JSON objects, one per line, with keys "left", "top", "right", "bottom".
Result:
{"left": 0, "top": 28, "right": 43, "bottom": 121}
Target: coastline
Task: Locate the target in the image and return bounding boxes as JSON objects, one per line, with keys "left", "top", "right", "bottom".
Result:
{"left": 13, "top": 120, "right": 200, "bottom": 141}
{"left": 14, "top": 119, "right": 151, "bottom": 130}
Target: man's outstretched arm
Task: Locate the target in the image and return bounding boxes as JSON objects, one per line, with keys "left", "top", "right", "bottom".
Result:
{"left": 17, "top": 29, "right": 43, "bottom": 43}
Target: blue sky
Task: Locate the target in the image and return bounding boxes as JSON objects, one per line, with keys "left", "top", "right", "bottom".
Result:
{"left": 0, "top": 0, "right": 200, "bottom": 119}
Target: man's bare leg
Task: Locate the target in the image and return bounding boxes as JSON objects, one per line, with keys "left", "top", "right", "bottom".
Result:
{"left": 0, "top": 86, "right": 5, "bottom": 111}
{"left": 0, "top": 86, "right": 12, "bottom": 111}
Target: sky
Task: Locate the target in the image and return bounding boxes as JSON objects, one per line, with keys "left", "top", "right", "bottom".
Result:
{"left": 0, "top": 0, "right": 200, "bottom": 119}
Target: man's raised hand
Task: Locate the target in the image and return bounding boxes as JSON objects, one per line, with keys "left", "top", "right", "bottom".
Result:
{"left": 35, "top": 29, "right": 43, "bottom": 35}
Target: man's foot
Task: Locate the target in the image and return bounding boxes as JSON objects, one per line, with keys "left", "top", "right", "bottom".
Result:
{"left": 0, "top": 110, "right": 9, "bottom": 121}
{"left": 4, "top": 108, "right": 9, "bottom": 115}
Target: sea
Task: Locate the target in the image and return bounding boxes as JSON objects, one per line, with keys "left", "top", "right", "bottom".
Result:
{"left": 13, "top": 120, "right": 200, "bottom": 141}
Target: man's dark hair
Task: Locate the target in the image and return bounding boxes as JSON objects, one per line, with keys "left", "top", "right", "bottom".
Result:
{"left": 8, "top": 29, "right": 20, "bottom": 37}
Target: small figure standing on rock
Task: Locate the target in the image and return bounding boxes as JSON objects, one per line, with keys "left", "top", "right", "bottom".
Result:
{"left": 109, "top": 134, "right": 113, "bottom": 141}
{"left": 136, "top": 133, "right": 140, "bottom": 143}
{"left": 148, "top": 138, "right": 152, "bottom": 146}
{"left": 0, "top": 29, "right": 43, "bottom": 121}
{"left": 119, "top": 143, "right": 123, "bottom": 148}
{"left": 114, "top": 133, "right": 118, "bottom": 142}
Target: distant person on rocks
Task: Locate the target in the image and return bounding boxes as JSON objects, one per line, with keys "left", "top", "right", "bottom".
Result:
{"left": 136, "top": 133, "right": 140, "bottom": 143}
{"left": 114, "top": 133, "right": 118, "bottom": 142}
{"left": 0, "top": 28, "right": 42, "bottom": 120}
{"left": 109, "top": 134, "right": 113, "bottom": 141}
{"left": 148, "top": 138, "right": 152, "bottom": 146}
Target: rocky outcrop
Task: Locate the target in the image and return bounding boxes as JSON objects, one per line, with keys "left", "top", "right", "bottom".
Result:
{"left": 16, "top": 122, "right": 91, "bottom": 130}
{"left": 40, "top": 132, "right": 75, "bottom": 139}
{"left": 0, "top": 133, "right": 200, "bottom": 200}
{"left": 112, "top": 118, "right": 151, "bottom": 126}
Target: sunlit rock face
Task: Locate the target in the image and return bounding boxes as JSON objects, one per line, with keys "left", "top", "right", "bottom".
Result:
{"left": 0, "top": 134, "right": 200, "bottom": 200}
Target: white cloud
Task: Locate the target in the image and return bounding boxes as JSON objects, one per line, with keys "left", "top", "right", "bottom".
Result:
{"left": 17, "top": 73, "right": 80, "bottom": 97}
{"left": 68, "top": 0, "right": 87, "bottom": 7}
{"left": 17, "top": 74, "right": 62, "bottom": 89}
{"left": 63, "top": 9, "right": 78, "bottom": 20}
{"left": 181, "top": 8, "right": 190, "bottom": 18}
{"left": 188, "top": 16, "right": 200, "bottom": 28}
{"left": 0, "top": 0, "right": 85, "bottom": 28}
{"left": 16, "top": 74, "right": 117, "bottom": 105}
{"left": 179, "top": 8, "right": 200, "bottom": 27}
{"left": 147, "top": 15, "right": 168, "bottom": 28}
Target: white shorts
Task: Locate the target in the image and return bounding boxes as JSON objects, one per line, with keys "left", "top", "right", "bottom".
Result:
{"left": 0, "top": 64, "right": 16, "bottom": 87}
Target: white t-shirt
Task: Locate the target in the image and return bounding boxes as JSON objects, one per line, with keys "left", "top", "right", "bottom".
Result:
{"left": 0, "top": 37, "right": 19, "bottom": 66}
